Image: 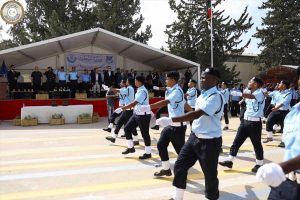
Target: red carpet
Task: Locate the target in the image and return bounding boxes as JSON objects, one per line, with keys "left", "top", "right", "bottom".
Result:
{"left": 0, "top": 98, "right": 163, "bottom": 120}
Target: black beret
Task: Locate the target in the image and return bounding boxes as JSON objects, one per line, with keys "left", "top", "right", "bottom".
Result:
{"left": 252, "top": 77, "right": 264, "bottom": 86}
{"left": 135, "top": 75, "right": 145, "bottom": 83}
{"left": 203, "top": 68, "right": 220, "bottom": 78}
{"left": 280, "top": 80, "right": 290, "bottom": 87}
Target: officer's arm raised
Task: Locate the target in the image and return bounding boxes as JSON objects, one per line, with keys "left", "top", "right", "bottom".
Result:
{"left": 150, "top": 100, "right": 169, "bottom": 109}
{"left": 122, "top": 101, "right": 138, "bottom": 110}
{"left": 171, "top": 109, "right": 206, "bottom": 122}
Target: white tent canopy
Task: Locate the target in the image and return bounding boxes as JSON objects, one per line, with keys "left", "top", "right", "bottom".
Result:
{"left": 0, "top": 28, "right": 199, "bottom": 71}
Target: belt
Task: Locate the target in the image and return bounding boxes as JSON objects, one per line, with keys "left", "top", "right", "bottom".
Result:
{"left": 244, "top": 116, "right": 261, "bottom": 122}
{"left": 171, "top": 122, "right": 186, "bottom": 127}
{"left": 135, "top": 111, "right": 151, "bottom": 116}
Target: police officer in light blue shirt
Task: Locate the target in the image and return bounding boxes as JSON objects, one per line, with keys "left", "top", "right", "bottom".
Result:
{"left": 105, "top": 78, "right": 139, "bottom": 144}
{"left": 230, "top": 84, "right": 242, "bottom": 117}
{"left": 265, "top": 80, "right": 292, "bottom": 144}
{"left": 143, "top": 71, "right": 187, "bottom": 177}
{"left": 221, "top": 82, "right": 230, "bottom": 130}
{"left": 186, "top": 79, "right": 197, "bottom": 109}
{"left": 156, "top": 68, "right": 223, "bottom": 200}
{"left": 57, "top": 66, "right": 67, "bottom": 88}
{"left": 81, "top": 69, "right": 91, "bottom": 97}
{"left": 68, "top": 67, "right": 79, "bottom": 97}
{"left": 219, "top": 77, "right": 265, "bottom": 173}
{"left": 289, "top": 83, "right": 299, "bottom": 106}
{"left": 256, "top": 66, "right": 300, "bottom": 200}
{"left": 115, "top": 75, "right": 152, "bottom": 160}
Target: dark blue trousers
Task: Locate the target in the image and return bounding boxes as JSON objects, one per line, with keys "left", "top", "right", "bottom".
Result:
{"left": 173, "top": 133, "right": 222, "bottom": 200}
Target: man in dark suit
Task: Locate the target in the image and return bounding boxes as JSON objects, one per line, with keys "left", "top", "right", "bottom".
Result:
{"left": 7, "top": 65, "right": 19, "bottom": 93}
{"left": 104, "top": 65, "right": 115, "bottom": 87}
{"left": 91, "top": 67, "right": 104, "bottom": 97}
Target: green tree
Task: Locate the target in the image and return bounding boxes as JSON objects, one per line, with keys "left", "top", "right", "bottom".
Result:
{"left": 0, "top": 0, "right": 152, "bottom": 50}
{"left": 3, "top": 0, "right": 94, "bottom": 47}
{"left": 165, "top": 0, "right": 253, "bottom": 83}
{"left": 254, "top": 0, "right": 300, "bottom": 69}
{"left": 92, "top": 0, "right": 152, "bottom": 44}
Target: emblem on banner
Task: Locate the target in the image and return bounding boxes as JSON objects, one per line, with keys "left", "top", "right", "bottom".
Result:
{"left": 1, "top": 0, "right": 24, "bottom": 24}
{"left": 106, "top": 56, "right": 113, "bottom": 64}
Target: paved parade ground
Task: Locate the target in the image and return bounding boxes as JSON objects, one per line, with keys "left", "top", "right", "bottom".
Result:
{"left": 0, "top": 117, "right": 285, "bottom": 200}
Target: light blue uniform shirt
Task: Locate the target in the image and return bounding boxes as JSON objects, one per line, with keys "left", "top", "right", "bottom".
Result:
{"left": 283, "top": 103, "right": 300, "bottom": 172}
{"left": 186, "top": 87, "right": 197, "bottom": 108}
{"left": 69, "top": 72, "right": 78, "bottom": 80}
{"left": 81, "top": 74, "right": 91, "bottom": 83}
{"left": 119, "top": 87, "right": 127, "bottom": 106}
{"left": 192, "top": 86, "right": 224, "bottom": 138}
{"left": 244, "top": 89, "right": 265, "bottom": 118}
{"left": 125, "top": 86, "right": 135, "bottom": 105}
{"left": 276, "top": 89, "right": 292, "bottom": 110}
{"left": 57, "top": 71, "right": 67, "bottom": 81}
{"left": 165, "top": 84, "right": 185, "bottom": 118}
{"left": 290, "top": 88, "right": 299, "bottom": 100}
{"left": 221, "top": 88, "right": 229, "bottom": 104}
{"left": 269, "top": 90, "right": 280, "bottom": 105}
{"left": 134, "top": 85, "right": 149, "bottom": 114}
{"left": 231, "top": 88, "right": 241, "bottom": 101}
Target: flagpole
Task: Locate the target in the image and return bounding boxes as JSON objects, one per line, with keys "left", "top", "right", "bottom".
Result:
{"left": 210, "top": 8, "right": 213, "bottom": 68}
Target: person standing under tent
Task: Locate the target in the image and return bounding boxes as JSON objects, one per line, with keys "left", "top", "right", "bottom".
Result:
{"left": 68, "top": 66, "right": 79, "bottom": 98}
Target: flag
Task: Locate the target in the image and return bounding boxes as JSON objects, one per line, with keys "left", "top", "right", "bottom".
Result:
{"left": 0, "top": 60, "right": 8, "bottom": 76}
{"left": 207, "top": 0, "right": 213, "bottom": 20}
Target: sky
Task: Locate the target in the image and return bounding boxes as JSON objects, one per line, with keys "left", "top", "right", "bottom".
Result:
{"left": 0, "top": 0, "right": 266, "bottom": 54}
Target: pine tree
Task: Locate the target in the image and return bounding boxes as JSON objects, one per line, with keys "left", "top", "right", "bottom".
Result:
{"left": 2, "top": 0, "right": 94, "bottom": 47}
{"left": 92, "top": 0, "right": 152, "bottom": 44}
{"left": 0, "top": 0, "right": 152, "bottom": 50}
{"left": 165, "top": 0, "right": 253, "bottom": 83}
{"left": 254, "top": 0, "right": 300, "bottom": 69}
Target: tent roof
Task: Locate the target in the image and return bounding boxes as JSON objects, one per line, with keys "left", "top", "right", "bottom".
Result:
{"left": 0, "top": 28, "right": 199, "bottom": 71}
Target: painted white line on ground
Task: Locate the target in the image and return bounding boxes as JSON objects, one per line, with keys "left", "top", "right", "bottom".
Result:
{"left": 0, "top": 164, "right": 151, "bottom": 181}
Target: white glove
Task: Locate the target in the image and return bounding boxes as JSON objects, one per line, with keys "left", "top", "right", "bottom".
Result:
{"left": 150, "top": 111, "right": 155, "bottom": 118}
{"left": 153, "top": 86, "right": 160, "bottom": 90}
{"left": 236, "top": 92, "right": 243, "bottom": 97}
{"left": 139, "top": 105, "right": 151, "bottom": 113}
{"left": 156, "top": 117, "right": 173, "bottom": 127}
{"left": 114, "top": 107, "right": 123, "bottom": 114}
{"left": 256, "top": 163, "right": 286, "bottom": 187}
{"left": 102, "top": 84, "right": 109, "bottom": 91}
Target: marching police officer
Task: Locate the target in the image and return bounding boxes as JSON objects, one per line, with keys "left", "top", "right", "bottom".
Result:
{"left": 105, "top": 78, "right": 139, "bottom": 144}
{"left": 115, "top": 75, "right": 152, "bottom": 160}
{"left": 219, "top": 77, "right": 265, "bottom": 173}
{"left": 256, "top": 66, "right": 300, "bottom": 200}
{"left": 142, "top": 71, "right": 187, "bottom": 177}
{"left": 264, "top": 80, "right": 292, "bottom": 145}
{"left": 156, "top": 68, "right": 223, "bottom": 200}
{"left": 221, "top": 82, "right": 230, "bottom": 130}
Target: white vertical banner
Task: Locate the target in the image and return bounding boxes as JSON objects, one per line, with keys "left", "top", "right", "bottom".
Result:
{"left": 65, "top": 52, "right": 116, "bottom": 71}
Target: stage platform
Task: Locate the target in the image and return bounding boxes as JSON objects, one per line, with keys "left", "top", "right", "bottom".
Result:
{"left": 0, "top": 98, "right": 164, "bottom": 120}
